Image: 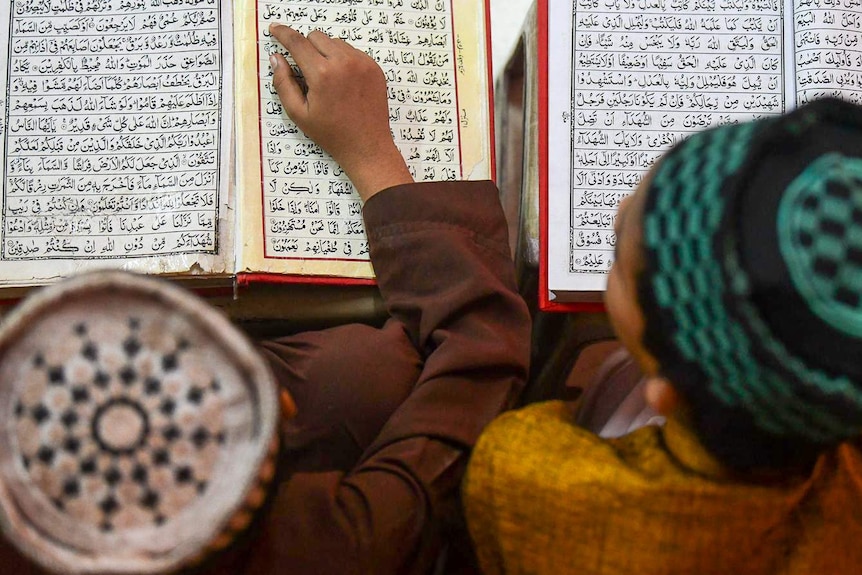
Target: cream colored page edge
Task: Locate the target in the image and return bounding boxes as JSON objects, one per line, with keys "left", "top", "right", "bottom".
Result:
{"left": 453, "top": 0, "right": 493, "bottom": 181}
{"left": 521, "top": 3, "right": 541, "bottom": 268}
{"left": 234, "top": 0, "right": 492, "bottom": 280}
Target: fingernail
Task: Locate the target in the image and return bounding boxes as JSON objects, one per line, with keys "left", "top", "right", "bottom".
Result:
{"left": 269, "top": 54, "right": 279, "bottom": 71}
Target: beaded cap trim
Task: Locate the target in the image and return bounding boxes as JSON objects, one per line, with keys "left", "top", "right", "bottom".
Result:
{"left": 0, "top": 271, "right": 280, "bottom": 574}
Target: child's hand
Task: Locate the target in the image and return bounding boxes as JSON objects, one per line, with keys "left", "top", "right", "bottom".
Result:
{"left": 268, "top": 24, "right": 413, "bottom": 201}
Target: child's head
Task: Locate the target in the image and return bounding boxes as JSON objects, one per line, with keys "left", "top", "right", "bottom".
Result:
{"left": 605, "top": 98, "right": 862, "bottom": 470}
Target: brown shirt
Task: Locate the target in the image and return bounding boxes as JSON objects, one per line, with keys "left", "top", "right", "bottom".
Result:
{"left": 229, "top": 181, "right": 531, "bottom": 575}
{"left": 0, "top": 181, "right": 530, "bottom": 574}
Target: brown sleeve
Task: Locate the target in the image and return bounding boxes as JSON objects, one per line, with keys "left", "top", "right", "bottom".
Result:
{"left": 227, "top": 181, "right": 531, "bottom": 575}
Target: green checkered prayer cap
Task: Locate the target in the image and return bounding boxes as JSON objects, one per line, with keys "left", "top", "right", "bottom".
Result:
{"left": 779, "top": 154, "right": 862, "bottom": 336}
{"left": 638, "top": 98, "right": 862, "bottom": 469}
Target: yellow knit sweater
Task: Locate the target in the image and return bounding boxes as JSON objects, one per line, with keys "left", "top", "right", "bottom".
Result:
{"left": 464, "top": 401, "right": 862, "bottom": 575}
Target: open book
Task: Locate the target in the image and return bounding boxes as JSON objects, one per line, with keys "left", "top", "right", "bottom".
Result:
{"left": 0, "top": 0, "right": 493, "bottom": 302}
{"left": 539, "top": 0, "right": 862, "bottom": 311}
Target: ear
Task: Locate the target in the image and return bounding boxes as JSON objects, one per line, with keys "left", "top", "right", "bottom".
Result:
{"left": 280, "top": 389, "right": 298, "bottom": 419}
{"left": 644, "top": 377, "right": 683, "bottom": 416}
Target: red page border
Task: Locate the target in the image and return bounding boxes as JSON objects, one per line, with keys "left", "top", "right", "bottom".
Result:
{"left": 537, "top": 0, "right": 604, "bottom": 313}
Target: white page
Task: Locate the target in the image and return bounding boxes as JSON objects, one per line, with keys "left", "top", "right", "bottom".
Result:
{"left": 547, "top": 0, "right": 787, "bottom": 297}
{"left": 257, "top": 0, "right": 469, "bottom": 263}
{"left": 791, "top": 0, "right": 862, "bottom": 106}
{"left": 232, "top": 0, "right": 492, "bottom": 280}
{"left": 0, "top": 0, "right": 234, "bottom": 287}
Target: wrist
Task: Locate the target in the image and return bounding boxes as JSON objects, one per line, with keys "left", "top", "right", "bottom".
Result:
{"left": 342, "top": 145, "right": 414, "bottom": 201}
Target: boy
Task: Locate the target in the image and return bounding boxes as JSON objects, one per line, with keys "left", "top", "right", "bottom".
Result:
{"left": 234, "top": 25, "right": 530, "bottom": 575}
{"left": 0, "top": 25, "right": 530, "bottom": 575}
{"left": 464, "top": 97, "right": 862, "bottom": 574}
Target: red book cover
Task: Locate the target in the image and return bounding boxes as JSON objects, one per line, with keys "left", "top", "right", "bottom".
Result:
{"left": 537, "top": 0, "right": 604, "bottom": 313}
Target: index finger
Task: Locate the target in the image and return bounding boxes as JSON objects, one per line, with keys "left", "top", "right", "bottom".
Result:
{"left": 307, "top": 29, "right": 342, "bottom": 57}
{"left": 269, "top": 24, "right": 324, "bottom": 72}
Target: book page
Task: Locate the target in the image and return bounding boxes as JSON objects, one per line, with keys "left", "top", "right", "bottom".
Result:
{"left": 0, "top": 0, "right": 234, "bottom": 288}
{"left": 235, "top": 0, "right": 492, "bottom": 280}
{"left": 547, "top": 0, "right": 788, "bottom": 298}
{"left": 792, "top": 0, "right": 862, "bottom": 106}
